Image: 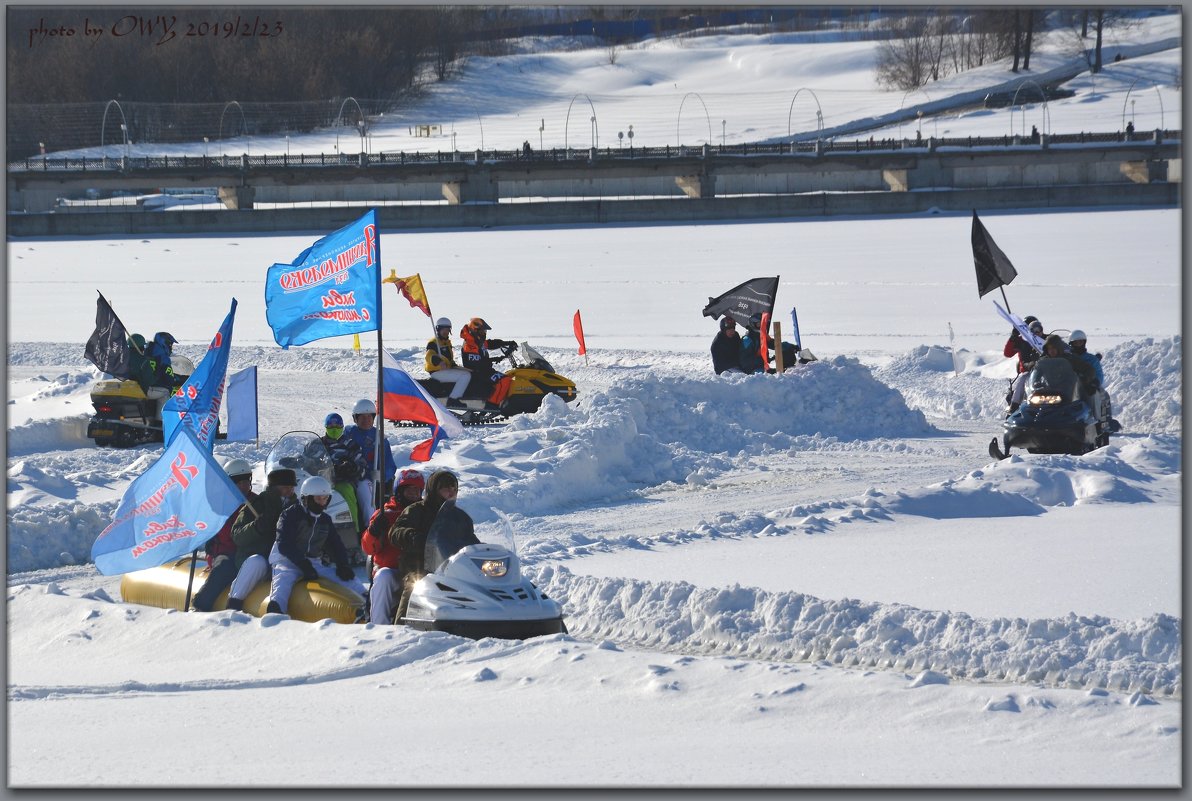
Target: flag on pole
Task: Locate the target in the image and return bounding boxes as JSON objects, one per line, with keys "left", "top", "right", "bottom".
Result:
{"left": 758, "top": 311, "right": 772, "bottom": 368}
{"left": 790, "top": 307, "right": 802, "bottom": 351}
{"left": 701, "top": 276, "right": 779, "bottom": 326}
{"left": 225, "top": 366, "right": 258, "bottom": 443}
{"left": 993, "top": 301, "right": 1045, "bottom": 354}
{"left": 162, "top": 299, "right": 236, "bottom": 450}
{"left": 573, "top": 310, "right": 587, "bottom": 356}
{"left": 379, "top": 349, "right": 464, "bottom": 461}
{"left": 265, "top": 210, "right": 380, "bottom": 347}
{"left": 971, "top": 211, "right": 1018, "bottom": 298}
{"left": 90, "top": 426, "right": 245, "bottom": 575}
{"left": 84, "top": 291, "right": 131, "bottom": 378}
{"left": 383, "top": 270, "right": 432, "bottom": 318}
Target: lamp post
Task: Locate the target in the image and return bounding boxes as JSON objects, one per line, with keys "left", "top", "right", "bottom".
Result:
{"left": 1131, "top": 99, "right": 1136, "bottom": 125}
{"left": 721, "top": 120, "right": 726, "bottom": 147}
{"left": 120, "top": 123, "right": 128, "bottom": 158}
{"left": 590, "top": 115, "right": 597, "bottom": 148}
{"left": 357, "top": 120, "right": 365, "bottom": 154}
{"left": 203, "top": 136, "right": 209, "bottom": 158}
{"left": 627, "top": 124, "right": 634, "bottom": 150}
{"left": 539, "top": 118, "right": 544, "bottom": 151}
{"left": 618, "top": 131, "right": 624, "bottom": 149}
{"left": 285, "top": 135, "right": 290, "bottom": 156}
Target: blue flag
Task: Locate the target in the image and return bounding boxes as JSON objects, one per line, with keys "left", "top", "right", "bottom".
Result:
{"left": 265, "top": 210, "right": 381, "bottom": 348}
{"left": 225, "top": 366, "right": 258, "bottom": 443}
{"left": 163, "top": 299, "right": 237, "bottom": 450}
{"left": 91, "top": 426, "right": 245, "bottom": 575}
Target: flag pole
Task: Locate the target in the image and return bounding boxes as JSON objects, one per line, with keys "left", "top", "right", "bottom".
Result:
{"left": 183, "top": 549, "right": 199, "bottom": 612}
{"left": 999, "top": 285, "right": 1012, "bottom": 315}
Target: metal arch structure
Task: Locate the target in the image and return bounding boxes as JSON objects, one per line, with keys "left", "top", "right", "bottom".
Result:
{"left": 334, "top": 97, "right": 367, "bottom": 154}
{"left": 100, "top": 99, "right": 129, "bottom": 154}
{"left": 676, "top": 92, "right": 713, "bottom": 147}
{"left": 1008, "top": 79, "right": 1051, "bottom": 138}
{"left": 564, "top": 93, "right": 598, "bottom": 150}
{"left": 898, "top": 87, "right": 935, "bottom": 140}
{"left": 786, "top": 88, "right": 824, "bottom": 140}
{"left": 218, "top": 101, "right": 247, "bottom": 154}
{"left": 1121, "top": 78, "right": 1165, "bottom": 131}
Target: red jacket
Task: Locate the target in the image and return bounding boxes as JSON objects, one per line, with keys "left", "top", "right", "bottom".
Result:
{"left": 362, "top": 496, "right": 408, "bottom": 573}
{"left": 205, "top": 492, "right": 256, "bottom": 566}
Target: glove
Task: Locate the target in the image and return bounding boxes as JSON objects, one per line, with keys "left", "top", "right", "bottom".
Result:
{"left": 429, "top": 353, "right": 443, "bottom": 366}
{"left": 336, "top": 564, "right": 355, "bottom": 581}
{"left": 333, "top": 459, "right": 358, "bottom": 482}
{"left": 302, "top": 562, "right": 319, "bottom": 581}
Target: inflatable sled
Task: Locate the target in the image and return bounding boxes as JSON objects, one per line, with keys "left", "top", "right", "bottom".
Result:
{"left": 120, "top": 557, "right": 364, "bottom": 624}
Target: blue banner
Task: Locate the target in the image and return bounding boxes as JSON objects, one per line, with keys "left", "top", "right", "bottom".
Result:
{"left": 225, "top": 366, "right": 258, "bottom": 443}
{"left": 163, "top": 299, "right": 237, "bottom": 450}
{"left": 91, "top": 426, "right": 245, "bottom": 575}
{"left": 265, "top": 210, "right": 381, "bottom": 348}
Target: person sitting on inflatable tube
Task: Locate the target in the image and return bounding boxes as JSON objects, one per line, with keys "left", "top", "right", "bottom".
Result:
{"left": 264, "top": 475, "right": 357, "bottom": 616}
{"left": 224, "top": 467, "right": 298, "bottom": 612}
{"left": 361, "top": 469, "right": 425, "bottom": 625}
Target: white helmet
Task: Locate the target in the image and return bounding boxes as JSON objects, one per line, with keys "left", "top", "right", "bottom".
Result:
{"left": 435, "top": 317, "right": 452, "bottom": 330}
{"left": 352, "top": 398, "right": 376, "bottom": 416}
{"left": 1069, "top": 329, "right": 1087, "bottom": 343}
{"left": 223, "top": 458, "right": 253, "bottom": 481}
{"left": 300, "top": 475, "right": 332, "bottom": 498}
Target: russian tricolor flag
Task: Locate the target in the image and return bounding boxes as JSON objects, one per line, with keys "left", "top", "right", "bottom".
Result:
{"left": 380, "top": 348, "right": 465, "bottom": 461}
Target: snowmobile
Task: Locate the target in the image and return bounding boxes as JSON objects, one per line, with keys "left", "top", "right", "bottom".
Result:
{"left": 86, "top": 355, "right": 197, "bottom": 447}
{"left": 417, "top": 341, "right": 578, "bottom": 425}
{"left": 989, "top": 358, "right": 1119, "bottom": 460}
{"left": 267, "top": 430, "right": 362, "bottom": 557}
{"left": 400, "top": 506, "right": 567, "bottom": 639}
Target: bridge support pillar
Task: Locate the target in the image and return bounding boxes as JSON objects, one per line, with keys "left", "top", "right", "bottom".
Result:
{"left": 218, "top": 186, "right": 256, "bottom": 210}
{"left": 675, "top": 173, "right": 715, "bottom": 199}
{"left": 1121, "top": 160, "right": 1169, "bottom": 184}
{"left": 441, "top": 170, "right": 499, "bottom": 204}
{"left": 882, "top": 169, "right": 909, "bottom": 192}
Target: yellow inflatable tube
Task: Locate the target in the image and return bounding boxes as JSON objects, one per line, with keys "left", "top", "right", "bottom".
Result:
{"left": 120, "top": 557, "right": 364, "bottom": 624}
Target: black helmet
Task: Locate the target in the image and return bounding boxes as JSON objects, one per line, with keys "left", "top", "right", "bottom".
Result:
{"left": 720, "top": 316, "right": 736, "bottom": 331}
{"left": 748, "top": 312, "right": 763, "bottom": 330}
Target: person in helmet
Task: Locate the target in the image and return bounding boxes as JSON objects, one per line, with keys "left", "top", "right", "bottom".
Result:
{"left": 1041, "top": 333, "right": 1099, "bottom": 395}
{"left": 424, "top": 317, "right": 472, "bottom": 409}
{"left": 224, "top": 467, "right": 298, "bottom": 612}
{"left": 361, "top": 469, "right": 425, "bottom": 624}
{"left": 319, "top": 412, "right": 367, "bottom": 542}
{"left": 146, "top": 331, "right": 178, "bottom": 388}
{"left": 460, "top": 317, "right": 513, "bottom": 410}
{"left": 191, "top": 458, "right": 257, "bottom": 612}
{"left": 710, "top": 316, "right": 744, "bottom": 375}
{"left": 126, "top": 333, "right": 159, "bottom": 394}
{"left": 739, "top": 313, "right": 800, "bottom": 374}
{"left": 1004, "top": 316, "right": 1045, "bottom": 411}
{"left": 343, "top": 398, "right": 397, "bottom": 525}
{"left": 264, "top": 474, "right": 357, "bottom": 616}
{"left": 1068, "top": 329, "right": 1113, "bottom": 432}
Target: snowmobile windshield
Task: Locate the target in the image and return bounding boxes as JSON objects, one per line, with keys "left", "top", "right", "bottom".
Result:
{"left": 519, "top": 342, "right": 554, "bottom": 372}
{"left": 1026, "top": 358, "right": 1080, "bottom": 401}
{"left": 424, "top": 500, "right": 481, "bottom": 573}
{"left": 485, "top": 510, "right": 519, "bottom": 556}
{"left": 171, "top": 356, "right": 196, "bottom": 379}
{"left": 265, "top": 431, "right": 335, "bottom": 485}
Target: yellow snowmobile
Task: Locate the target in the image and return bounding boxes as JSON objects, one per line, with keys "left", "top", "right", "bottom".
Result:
{"left": 418, "top": 342, "right": 577, "bottom": 425}
{"left": 86, "top": 355, "right": 196, "bottom": 447}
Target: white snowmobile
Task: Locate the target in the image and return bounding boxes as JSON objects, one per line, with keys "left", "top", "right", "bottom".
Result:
{"left": 266, "top": 431, "right": 361, "bottom": 559}
{"left": 400, "top": 506, "right": 566, "bottom": 639}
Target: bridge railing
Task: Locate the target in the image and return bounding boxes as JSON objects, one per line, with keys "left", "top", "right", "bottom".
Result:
{"left": 7, "top": 130, "right": 1179, "bottom": 173}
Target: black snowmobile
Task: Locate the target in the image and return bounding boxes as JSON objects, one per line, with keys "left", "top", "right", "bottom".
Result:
{"left": 989, "top": 357, "right": 1119, "bottom": 460}
{"left": 86, "top": 355, "right": 197, "bottom": 447}
{"left": 417, "top": 341, "right": 577, "bottom": 425}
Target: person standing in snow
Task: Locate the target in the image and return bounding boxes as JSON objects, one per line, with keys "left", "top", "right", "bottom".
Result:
{"left": 191, "top": 458, "right": 257, "bottom": 612}
{"left": 387, "top": 470, "right": 478, "bottom": 623}
{"left": 264, "top": 475, "right": 356, "bottom": 616}
{"left": 1004, "top": 316, "right": 1044, "bottom": 411}
{"left": 711, "top": 316, "right": 744, "bottom": 374}
{"left": 361, "top": 469, "right": 424, "bottom": 624}
{"left": 223, "top": 467, "right": 297, "bottom": 612}
{"left": 343, "top": 398, "right": 396, "bottom": 525}
{"left": 425, "top": 317, "right": 472, "bottom": 408}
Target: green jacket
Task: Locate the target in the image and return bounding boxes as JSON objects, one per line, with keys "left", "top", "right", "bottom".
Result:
{"left": 230, "top": 486, "right": 292, "bottom": 568}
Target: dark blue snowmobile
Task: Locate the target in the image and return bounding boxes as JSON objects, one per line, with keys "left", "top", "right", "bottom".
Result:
{"left": 989, "top": 357, "right": 1115, "bottom": 459}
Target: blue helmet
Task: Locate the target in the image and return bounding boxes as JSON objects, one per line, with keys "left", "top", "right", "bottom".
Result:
{"left": 325, "top": 412, "right": 344, "bottom": 428}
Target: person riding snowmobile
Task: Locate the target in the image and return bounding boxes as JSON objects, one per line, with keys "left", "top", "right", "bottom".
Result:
{"left": 318, "top": 412, "right": 367, "bottom": 563}
{"left": 425, "top": 317, "right": 471, "bottom": 409}
{"left": 343, "top": 398, "right": 397, "bottom": 524}
{"left": 460, "top": 317, "right": 513, "bottom": 410}
{"left": 1041, "top": 334, "right": 1099, "bottom": 397}
{"left": 361, "top": 469, "right": 425, "bottom": 624}
{"left": 145, "top": 331, "right": 178, "bottom": 388}
{"left": 126, "top": 333, "right": 159, "bottom": 394}
{"left": 1004, "top": 316, "right": 1044, "bottom": 411}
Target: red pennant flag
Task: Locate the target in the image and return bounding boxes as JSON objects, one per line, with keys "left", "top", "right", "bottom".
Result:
{"left": 759, "top": 311, "right": 771, "bottom": 368}
{"left": 573, "top": 310, "right": 587, "bottom": 356}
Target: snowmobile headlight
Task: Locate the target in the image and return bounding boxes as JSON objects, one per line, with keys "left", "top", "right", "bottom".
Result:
{"left": 478, "top": 558, "right": 508, "bottom": 578}
{"left": 1028, "top": 393, "right": 1063, "bottom": 405}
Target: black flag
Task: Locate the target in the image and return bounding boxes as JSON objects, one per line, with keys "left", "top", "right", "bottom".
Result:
{"left": 971, "top": 211, "right": 1018, "bottom": 298}
{"left": 84, "top": 292, "right": 131, "bottom": 378}
{"left": 701, "top": 276, "right": 780, "bottom": 326}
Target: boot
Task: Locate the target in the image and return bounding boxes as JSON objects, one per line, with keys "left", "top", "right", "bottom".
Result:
{"left": 225, "top": 597, "right": 244, "bottom": 612}
{"left": 266, "top": 600, "right": 283, "bottom": 615}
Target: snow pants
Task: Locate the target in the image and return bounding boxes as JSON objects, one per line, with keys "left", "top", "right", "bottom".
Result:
{"left": 265, "top": 544, "right": 363, "bottom": 614}
{"left": 430, "top": 368, "right": 471, "bottom": 400}
{"left": 1009, "top": 372, "right": 1029, "bottom": 408}
{"left": 369, "top": 566, "right": 402, "bottom": 625}
{"left": 191, "top": 556, "right": 237, "bottom": 612}
{"left": 355, "top": 479, "right": 375, "bottom": 531}
{"left": 227, "top": 554, "right": 270, "bottom": 605}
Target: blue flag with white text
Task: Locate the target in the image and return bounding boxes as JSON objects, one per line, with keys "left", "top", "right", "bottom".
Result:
{"left": 90, "top": 426, "right": 245, "bottom": 575}
{"left": 225, "top": 366, "right": 258, "bottom": 443}
{"left": 163, "top": 299, "right": 237, "bottom": 450}
{"left": 265, "top": 210, "right": 381, "bottom": 348}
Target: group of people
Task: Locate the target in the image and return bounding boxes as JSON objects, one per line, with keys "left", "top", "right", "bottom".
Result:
{"left": 710, "top": 313, "right": 803, "bottom": 375}
{"left": 1003, "top": 316, "right": 1109, "bottom": 420}
{"left": 126, "top": 331, "right": 179, "bottom": 394}
{"left": 425, "top": 316, "right": 513, "bottom": 409}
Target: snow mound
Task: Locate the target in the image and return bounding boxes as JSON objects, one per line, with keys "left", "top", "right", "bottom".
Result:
{"left": 6, "top": 501, "right": 116, "bottom": 573}
{"left": 1102, "top": 336, "right": 1181, "bottom": 435}
{"left": 533, "top": 566, "right": 1182, "bottom": 697}
{"left": 7, "top": 415, "right": 93, "bottom": 457}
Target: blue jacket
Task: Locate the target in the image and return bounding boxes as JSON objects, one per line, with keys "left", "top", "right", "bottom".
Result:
{"left": 275, "top": 502, "right": 349, "bottom": 575}
{"left": 1075, "top": 350, "right": 1104, "bottom": 388}
{"left": 343, "top": 424, "right": 397, "bottom": 487}
{"left": 740, "top": 330, "right": 773, "bottom": 375}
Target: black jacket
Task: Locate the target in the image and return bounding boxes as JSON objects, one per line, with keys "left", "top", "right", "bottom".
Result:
{"left": 711, "top": 331, "right": 742, "bottom": 374}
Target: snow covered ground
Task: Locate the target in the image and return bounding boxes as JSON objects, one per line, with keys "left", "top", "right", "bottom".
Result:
{"left": 6, "top": 14, "right": 1183, "bottom": 790}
